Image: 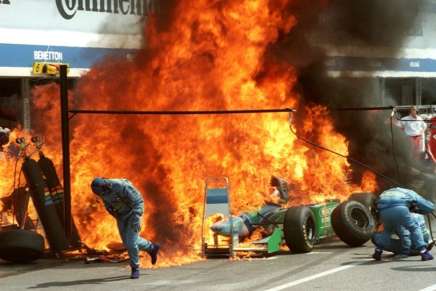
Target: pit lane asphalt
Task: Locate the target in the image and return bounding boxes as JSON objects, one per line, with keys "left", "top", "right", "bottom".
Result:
{"left": 2, "top": 238, "right": 436, "bottom": 291}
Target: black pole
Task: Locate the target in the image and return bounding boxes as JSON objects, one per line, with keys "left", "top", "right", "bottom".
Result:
{"left": 60, "top": 65, "right": 71, "bottom": 242}
{"left": 68, "top": 108, "right": 297, "bottom": 115}
{"left": 333, "top": 106, "right": 394, "bottom": 111}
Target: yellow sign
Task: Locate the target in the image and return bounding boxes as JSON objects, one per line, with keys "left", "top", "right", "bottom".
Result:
{"left": 32, "top": 62, "right": 70, "bottom": 76}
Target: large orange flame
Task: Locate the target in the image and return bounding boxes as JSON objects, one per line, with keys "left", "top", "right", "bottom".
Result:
{"left": 0, "top": 128, "right": 41, "bottom": 226}
{"left": 0, "top": 0, "right": 377, "bottom": 267}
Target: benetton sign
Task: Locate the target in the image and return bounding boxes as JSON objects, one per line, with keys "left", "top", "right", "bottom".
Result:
{"left": 56, "top": 0, "right": 153, "bottom": 20}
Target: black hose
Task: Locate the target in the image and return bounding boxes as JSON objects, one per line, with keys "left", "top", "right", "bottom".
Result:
{"left": 393, "top": 117, "right": 434, "bottom": 123}
{"left": 333, "top": 106, "right": 394, "bottom": 111}
{"left": 288, "top": 125, "right": 401, "bottom": 186}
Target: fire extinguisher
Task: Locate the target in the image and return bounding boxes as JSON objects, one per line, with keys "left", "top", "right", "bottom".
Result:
{"left": 20, "top": 143, "right": 69, "bottom": 252}
{"left": 32, "top": 136, "right": 82, "bottom": 247}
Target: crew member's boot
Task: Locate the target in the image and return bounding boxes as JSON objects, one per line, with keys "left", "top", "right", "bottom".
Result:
{"left": 421, "top": 249, "right": 434, "bottom": 261}
{"left": 131, "top": 265, "right": 140, "bottom": 279}
{"left": 148, "top": 243, "right": 160, "bottom": 265}
{"left": 372, "top": 248, "right": 382, "bottom": 261}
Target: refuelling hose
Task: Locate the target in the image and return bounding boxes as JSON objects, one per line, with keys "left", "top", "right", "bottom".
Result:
{"left": 287, "top": 112, "right": 401, "bottom": 186}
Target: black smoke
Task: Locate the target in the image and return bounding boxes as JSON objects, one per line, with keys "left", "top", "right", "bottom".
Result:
{"left": 268, "top": 0, "right": 434, "bottom": 196}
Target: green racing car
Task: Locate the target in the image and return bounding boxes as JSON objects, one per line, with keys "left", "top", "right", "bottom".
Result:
{"left": 202, "top": 176, "right": 376, "bottom": 256}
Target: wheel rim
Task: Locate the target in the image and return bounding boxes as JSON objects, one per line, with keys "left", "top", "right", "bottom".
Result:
{"left": 350, "top": 208, "right": 369, "bottom": 228}
{"left": 305, "top": 217, "right": 316, "bottom": 244}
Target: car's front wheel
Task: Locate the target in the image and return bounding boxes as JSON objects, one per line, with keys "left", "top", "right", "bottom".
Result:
{"left": 331, "top": 200, "right": 375, "bottom": 247}
{"left": 283, "top": 206, "right": 317, "bottom": 253}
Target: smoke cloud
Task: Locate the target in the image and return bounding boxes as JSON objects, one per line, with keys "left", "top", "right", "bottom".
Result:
{"left": 268, "top": 0, "right": 435, "bottom": 196}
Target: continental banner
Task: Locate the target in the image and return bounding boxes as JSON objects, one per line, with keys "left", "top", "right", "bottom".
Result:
{"left": 0, "top": 0, "right": 156, "bottom": 76}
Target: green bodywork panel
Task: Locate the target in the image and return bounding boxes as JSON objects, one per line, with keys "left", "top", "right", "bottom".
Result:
{"left": 267, "top": 227, "right": 283, "bottom": 253}
{"left": 309, "top": 199, "right": 339, "bottom": 239}
{"left": 245, "top": 199, "right": 340, "bottom": 248}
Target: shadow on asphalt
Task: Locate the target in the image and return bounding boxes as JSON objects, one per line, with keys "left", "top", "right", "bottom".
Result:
{"left": 391, "top": 265, "right": 436, "bottom": 272}
{"left": 314, "top": 244, "right": 350, "bottom": 250}
{"left": 0, "top": 259, "right": 129, "bottom": 278}
{"left": 28, "top": 275, "right": 134, "bottom": 288}
{"left": 0, "top": 261, "right": 39, "bottom": 267}
{"left": 340, "top": 260, "right": 382, "bottom": 266}
{"left": 341, "top": 254, "right": 427, "bottom": 267}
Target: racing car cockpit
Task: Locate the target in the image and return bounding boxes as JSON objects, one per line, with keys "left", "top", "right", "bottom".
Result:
{"left": 210, "top": 175, "right": 290, "bottom": 240}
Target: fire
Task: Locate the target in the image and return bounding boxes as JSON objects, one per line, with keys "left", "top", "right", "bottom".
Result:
{"left": 0, "top": 0, "right": 378, "bottom": 267}
{"left": 0, "top": 128, "right": 31, "bottom": 205}
{"left": 0, "top": 128, "right": 40, "bottom": 226}
{"left": 204, "top": 213, "right": 227, "bottom": 247}
{"left": 360, "top": 171, "right": 378, "bottom": 193}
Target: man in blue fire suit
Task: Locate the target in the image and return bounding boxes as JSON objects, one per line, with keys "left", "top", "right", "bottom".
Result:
{"left": 91, "top": 178, "right": 160, "bottom": 279}
{"left": 372, "top": 187, "right": 434, "bottom": 261}
{"left": 372, "top": 213, "right": 434, "bottom": 257}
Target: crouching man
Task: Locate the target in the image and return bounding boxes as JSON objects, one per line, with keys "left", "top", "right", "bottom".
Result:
{"left": 372, "top": 187, "right": 434, "bottom": 261}
{"left": 372, "top": 213, "right": 434, "bottom": 258}
{"left": 91, "top": 178, "right": 160, "bottom": 279}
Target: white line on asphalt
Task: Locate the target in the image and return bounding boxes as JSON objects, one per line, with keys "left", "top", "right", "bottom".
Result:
{"left": 247, "top": 256, "right": 279, "bottom": 261}
{"left": 263, "top": 263, "right": 361, "bottom": 291}
{"left": 242, "top": 256, "right": 279, "bottom": 261}
{"left": 420, "top": 284, "right": 436, "bottom": 291}
{"left": 305, "top": 251, "right": 333, "bottom": 255}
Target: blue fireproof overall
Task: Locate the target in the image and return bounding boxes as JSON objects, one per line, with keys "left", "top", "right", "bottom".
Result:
{"left": 376, "top": 187, "right": 434, "bottom": 255}
{"left": 372, "top": 213, "right": 431, "bottom": 255}
{"left": 92, "top": 178, "right": 153, "bottom": 268}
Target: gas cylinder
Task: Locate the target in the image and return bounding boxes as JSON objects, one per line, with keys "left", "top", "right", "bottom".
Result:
{"left": 22, "top": 157, "right": 69, "bottom": 251}
{"left": 37, "top": 152, "right": 82, "bottom": 247}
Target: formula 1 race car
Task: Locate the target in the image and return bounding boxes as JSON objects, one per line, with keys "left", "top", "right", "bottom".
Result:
{"left": 202, "top": 176, "right": 376, "bottom": 257}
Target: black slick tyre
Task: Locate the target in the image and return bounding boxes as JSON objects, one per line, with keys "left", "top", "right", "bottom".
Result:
{"left": 349, "top": 192, "right": 377, "bottom": 213}
{"left": 331, "top": 200, "right": 375, "bottom": 247}
{"left": 283, "top": 206, "right": 317, "bottom": 253}
{"left": 0, "top": 229, "right": 44, "bottom": 263}
{"left": 348, "top": 192, "right": 379, "bottom": 223}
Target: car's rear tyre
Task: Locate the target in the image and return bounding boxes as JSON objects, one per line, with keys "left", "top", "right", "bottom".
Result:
{"left": 348, "top": 192, "right": 379, "bottom": 223}
{"left": 348, "top": 192, "right": 376, "bottom": 209}
{"left": 0, "top": 229, "right": 44, "bottom": 263}
{"left": 283, "top": 207, "right": 317, "bottom": 253}
{"left": 331, "top": 200, "right": 375, "bottom": 247}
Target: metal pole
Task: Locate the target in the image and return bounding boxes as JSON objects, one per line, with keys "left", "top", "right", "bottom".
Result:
{"left": 21, "top": 78, "right": 31, "bottom": 130}
{"left": 379, "top": 77, "right": 386, "bottom": 106}
{"left": 415, "top": 78, "right": 422, "bottom": 105}
{"left": 68, "top": 108, "right": 297, "bottom": 115}
{"left": 60, "top": 65, "right": 71, "bottom": 242}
